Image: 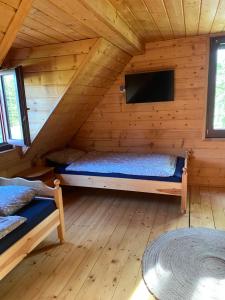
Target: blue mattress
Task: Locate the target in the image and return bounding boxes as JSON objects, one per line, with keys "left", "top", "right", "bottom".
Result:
{"left": 0, "top": 198, "right": 56, "bottom": 254}
{"left": 49, "top": 156, "right": 185, "bottom": 183}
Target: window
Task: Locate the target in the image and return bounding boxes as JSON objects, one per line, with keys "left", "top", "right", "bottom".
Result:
{"left": 0, "top": 66, "right": 30, "bottom": 150}
{"left": 206, "top": 36, "right": 225, "bottom": 138}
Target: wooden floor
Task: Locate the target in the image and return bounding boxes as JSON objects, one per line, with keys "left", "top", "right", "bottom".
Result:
{"left": 0, "top": 186, "right": 225, "bottom": 300}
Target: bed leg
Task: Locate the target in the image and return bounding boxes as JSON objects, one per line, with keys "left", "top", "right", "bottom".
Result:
{"left": 180, "top": 150, "right": 191, "bottom": 214}
{"left": 57, "top": 226, "right": 65, "bottom": 244}
{"left": 181, "top": 168, "right": 188, "bottom": 214}
{"left": 181, "top": 189, "right": 187, "bottom": 214}
{"left": 54, "top": 180, "right": 65, "bottom": 243}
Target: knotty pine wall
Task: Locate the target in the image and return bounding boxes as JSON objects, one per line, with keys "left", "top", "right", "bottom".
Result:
{"left": 1, "top": 38, "right": 130, "bottom": 175}
{"left": 72, "top": 35, "right": 225, "bottom": 187}
{"left": 26, "top": 38, "right": 131, "bottom": 159}
{"left": 5, "top": 39, "right": 96, "bottom": 140}
{"left": 0, "top": 39, "right": 97, "bottom": 177}
{"left": 0, "top": 148, "right": 30, "bottom": 177}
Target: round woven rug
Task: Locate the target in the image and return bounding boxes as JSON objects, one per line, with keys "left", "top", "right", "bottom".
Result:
{"left": 142, "top": 228, "right": 225, "bottom": 300}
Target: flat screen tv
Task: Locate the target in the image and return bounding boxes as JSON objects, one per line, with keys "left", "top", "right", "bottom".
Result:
{"left": 125, "top": 70, "right": 174, "bottom": 104}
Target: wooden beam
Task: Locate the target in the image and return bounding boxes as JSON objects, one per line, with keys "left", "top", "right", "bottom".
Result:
{"left": 0, "top": 0, "right": 33, "bottom": 65}
{"left": 51, "top": 0, "right": 144, "bottom": 55}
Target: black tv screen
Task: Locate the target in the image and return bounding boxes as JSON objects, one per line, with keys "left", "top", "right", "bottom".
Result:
{"left": 125, "top": 70, "right": 174, "bottom": 104}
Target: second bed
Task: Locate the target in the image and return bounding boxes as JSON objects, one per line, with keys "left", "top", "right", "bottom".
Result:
{"left": 47, "top": 150, "right": 190, "bottom": 213}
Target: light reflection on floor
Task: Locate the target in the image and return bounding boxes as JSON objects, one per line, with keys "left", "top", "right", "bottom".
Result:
{"left": 129, "top": 279, "right": 155, "bottom": 300}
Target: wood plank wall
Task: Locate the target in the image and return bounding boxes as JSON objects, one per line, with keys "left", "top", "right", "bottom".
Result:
{"left": 26, "top": 38, "right": 131, "bottom": 159}
{"left": 5, "top": 39, "right": 96, "bottom": 140}
{"left": 1, "top": 38, "right": 130, "bottom": 175}
{"left": 0, "top": 39, "right": 96, "bottom": 176}
{"left": 0, "top": 148, "right": 30, "bottom": 177}
{"left": 72, "top": 35, "right": 225, "bottom": 187}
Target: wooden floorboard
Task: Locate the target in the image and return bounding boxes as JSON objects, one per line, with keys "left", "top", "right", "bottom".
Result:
{"left": 0, "top": 186, "right": 224, "bottom": 300}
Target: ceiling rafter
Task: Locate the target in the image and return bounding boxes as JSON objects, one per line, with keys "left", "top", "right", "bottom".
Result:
{"left": 50, "top": 0, "right": 144, "bottom": 55}
{"left": 0, "top": 0, "right": 33, "bottom": 65}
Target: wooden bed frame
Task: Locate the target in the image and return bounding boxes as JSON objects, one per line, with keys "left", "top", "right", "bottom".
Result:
{"left": 56, "top": 151, "right": 191, "bottom": 214}
{"left": 0, "top": 177, "right": 65, "bottom": 280}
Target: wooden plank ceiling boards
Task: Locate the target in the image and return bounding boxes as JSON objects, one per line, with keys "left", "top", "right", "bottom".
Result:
{"left": 2, "top": 0, "right": 225, "bottom": 60}
{"left": 12, "top": 0, "right": 144, "bottom": 55}
{"left": 0, "top": 0, "right": 33, "bottom": 65}
{"left": 109, "top": 0, "right": 225, "bottom": 40}
{"left": 2, "top": 0, "right": 225, "bottom": 56}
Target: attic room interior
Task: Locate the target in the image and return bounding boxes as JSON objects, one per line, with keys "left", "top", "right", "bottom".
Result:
{"left": 1, "top": 0, "right": 225, "bottom": 299}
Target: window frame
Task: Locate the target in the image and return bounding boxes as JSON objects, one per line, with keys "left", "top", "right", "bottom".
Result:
{"left": 0, "top": 66, "right": 31, "bottom": 149}
{"left": 206, "top": 36, "right": 225, "bottom": 138}
{"left": 0, "top": 75, "right": 13, "bottom": 151}
{"left": 0, "top": 103, "right": 12, "bottom": 151}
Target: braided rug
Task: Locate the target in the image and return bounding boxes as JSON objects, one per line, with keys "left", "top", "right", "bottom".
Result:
{"left": 142, "top": 228, "right": 225, "bottom": 300}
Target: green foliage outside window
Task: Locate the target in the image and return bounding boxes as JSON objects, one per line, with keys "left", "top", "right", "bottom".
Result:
{"left": 0, "top": 129, "right": 3, "bottom": 143}
{"left": 214, "top": 49, "right": 225, "bottom": 129}
{"left": 2, "top": 74, "right": 22, "bottom": 140}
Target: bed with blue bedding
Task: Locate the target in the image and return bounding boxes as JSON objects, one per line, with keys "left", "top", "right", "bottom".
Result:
{"left": 0, "top": 177, "right": 65, "bottom": 280}
{"left": 52, "top": 156, "right": 184, "bottom": 183}
{"left": 0, "top": 197, "right": 56, "bottom": 255}
{"left": 52, "top": 150, "right": 190, "bottom": 214}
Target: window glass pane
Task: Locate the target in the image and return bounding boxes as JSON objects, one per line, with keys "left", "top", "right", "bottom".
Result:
{"left": 2, "top": 74, "right": 23, "bottom": 140}
{"left": 214, "top": 48, "right": 225, "bottom": 129}
{"left": 0, "top": 125, "right": 3, "bottom": 143}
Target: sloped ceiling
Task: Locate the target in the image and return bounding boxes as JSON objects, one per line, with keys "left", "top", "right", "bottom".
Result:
{"left": 3, "top": 0, "right": 225, "bottom": 66}
{"left": 0, "top": 0, "right": 33, "bottom": 65}
{"left": 9, "top": 0, "right": 225, "bottom": 54}
{"left": 24, "top": 38, "right": 131, "bottom": 159}
{"left": 5, "top": 39, "right": 96, "bottom": 140}
{"left": 12, "top": 0, "right": 144, "bottom": 55}
{"left": 3, "top": 0, "right": 225, "bottom": 64}
{"left": 1, "top": 36, "right": 130, "bottom": 173}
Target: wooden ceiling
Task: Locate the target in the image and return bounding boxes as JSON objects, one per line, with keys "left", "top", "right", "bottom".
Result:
{"left": 6, "top": 0, "right": 225, "bottom": 54}
{"left": 12, "top": 0, "right": 143, "bottom": 55}
{"left": 110, "top": 0, "right": 225, "bottom": 40}
{"left": 0, "top": 0, "right": 21, "bottom": 44}
{"left": 0, "top": 0, "right": 32, "bottom": 64}
{"left": 13, "top": 0, "right": 98, "bottom": 48}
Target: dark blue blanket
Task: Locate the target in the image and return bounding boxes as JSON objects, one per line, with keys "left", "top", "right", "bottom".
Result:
{"left": 0, "top": 198, "right": 56, "bottom": 254}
